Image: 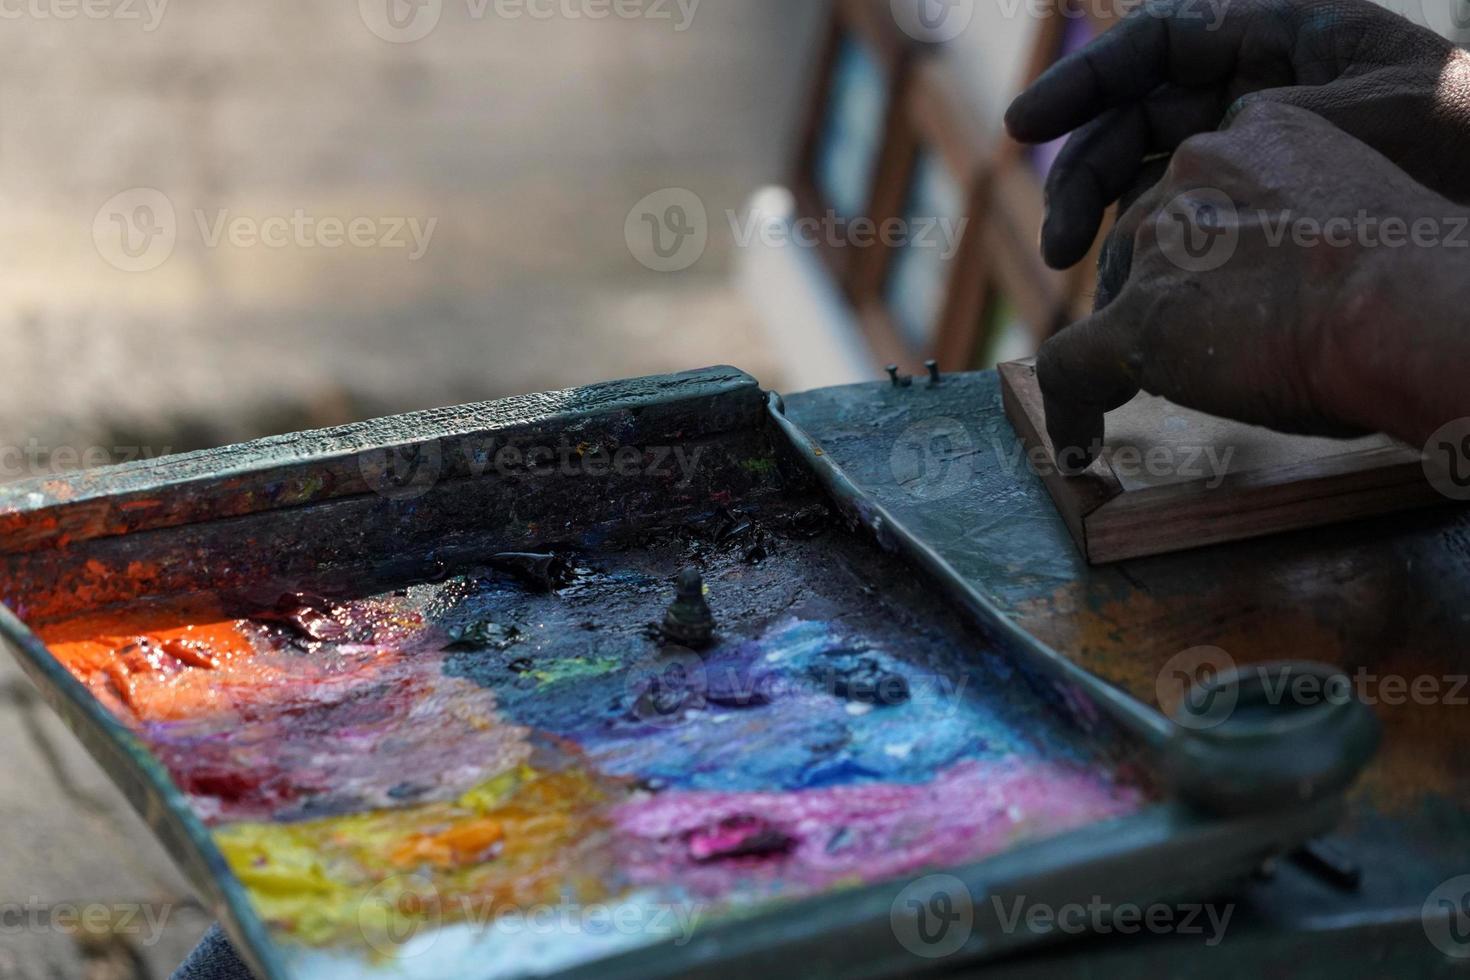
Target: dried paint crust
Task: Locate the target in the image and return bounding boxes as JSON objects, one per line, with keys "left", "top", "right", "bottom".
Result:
{"left": 40, "top": 500, "right": 1151, "bottom": 977}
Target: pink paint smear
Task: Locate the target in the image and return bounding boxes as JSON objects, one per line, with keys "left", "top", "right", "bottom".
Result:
{"left": 616, "top": 757, "right": 1146, "bottom": 899}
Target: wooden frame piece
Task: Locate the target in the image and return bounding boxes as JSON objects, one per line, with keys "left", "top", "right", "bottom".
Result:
{"left": 979, "top": 0, "right": 1118, "bottom": 351}
{"left": 983, "top": 165, "right": 1076, "bottom": 338}
{"left": 968, "top": 281, "right": 1037, "bottom": 371}
{"left": 793, "top": 0, "right": 920, "bottom": 298}
{"left": 999, "top": 358, "right": 1446, "bottom": 564}
{"left": 853, "top": 57, "right": 996, "bottom": 370}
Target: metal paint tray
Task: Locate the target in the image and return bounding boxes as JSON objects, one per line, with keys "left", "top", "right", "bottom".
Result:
{"left": 0, "top": 367, "right": 1378, "bottom": 979}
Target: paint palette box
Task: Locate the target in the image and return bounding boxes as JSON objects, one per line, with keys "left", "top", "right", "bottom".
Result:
{"left": 0, "top": 368, "right": 1370, "bottom": 979}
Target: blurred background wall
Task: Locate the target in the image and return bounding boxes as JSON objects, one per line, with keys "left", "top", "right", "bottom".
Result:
{"left": 0, "top": 8, "right": 831, "bottom": 972}
{"left": 0, "top": 0, "right": 824, "bottom": 464}
{"left": 0, "top": 0, "right": 1464, "bottom": 470}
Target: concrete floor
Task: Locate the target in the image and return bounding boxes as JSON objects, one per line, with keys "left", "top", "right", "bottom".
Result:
{"left": 0, "top": 2, "right": 824, "bottom": 975}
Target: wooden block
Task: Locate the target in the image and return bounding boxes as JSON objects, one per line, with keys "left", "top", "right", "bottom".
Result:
{"left": 854, "top": 58, "right": 997, "bottom": 368}
{"left": 998, "top": 359, "right": 1448, "bottom": 564}
{"left": 792, "top": 0, "right": 918, "bottom": 298}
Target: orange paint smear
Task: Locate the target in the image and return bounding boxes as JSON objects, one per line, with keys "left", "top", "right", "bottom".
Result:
{"left": 389, "top": 818, "right": 506, "bottom": 870}
{"left": 39, "top": 593, "right": 433, "bottom": 727}
{"left": 47, "top": 620, "right": 262, "bottom": 721}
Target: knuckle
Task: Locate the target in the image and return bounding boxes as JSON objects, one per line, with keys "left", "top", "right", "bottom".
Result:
{"left": 1225, "top": 92, "right": 1273, "bottom": 124}
{"left": 1167, "top": 133, "right": 1226, "bottom": 177}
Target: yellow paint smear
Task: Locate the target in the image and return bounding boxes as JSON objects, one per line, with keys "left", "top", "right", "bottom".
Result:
{"left": 214, "top": 765, "right": 619, "bottom": 950}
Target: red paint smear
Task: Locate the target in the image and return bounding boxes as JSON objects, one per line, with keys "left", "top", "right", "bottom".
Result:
{"left": 40, "top": 597, "right": 529, "bottom": 824}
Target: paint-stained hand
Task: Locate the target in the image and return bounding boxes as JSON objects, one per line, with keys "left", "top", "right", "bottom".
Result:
{"left": 1036, "top": 102, "right": 1470, "bottom": 473}
{"left": 1006, "top": 0, "right": 1470, "bottom": 270}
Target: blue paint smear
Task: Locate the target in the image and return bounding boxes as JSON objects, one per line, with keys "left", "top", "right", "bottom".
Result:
{"left": 449, "top": 616, "right": 1099, "bottom": 794}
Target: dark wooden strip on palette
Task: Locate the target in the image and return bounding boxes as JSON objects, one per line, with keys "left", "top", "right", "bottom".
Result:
{"left": 0, "top": 367, "right": 762, "bottom": 555}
